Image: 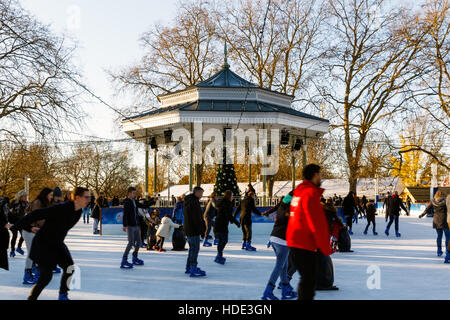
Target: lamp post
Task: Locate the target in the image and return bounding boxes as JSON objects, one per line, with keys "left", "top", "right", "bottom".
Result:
{"left": 162, "top": 153, "right": 173, "bottom": 204}
{"left": 24, "top": 175, "right": 30, "bottom": 201}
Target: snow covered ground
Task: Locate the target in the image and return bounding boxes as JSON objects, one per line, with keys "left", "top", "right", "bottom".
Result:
{"left": 1, "top": 215, "right": 449, "bottom": 300}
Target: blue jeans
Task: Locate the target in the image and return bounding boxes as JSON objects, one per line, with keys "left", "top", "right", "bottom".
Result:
{"left": 268, "top": 242, "right": 290, "bottom": 286}
{"left": 82, "top": 207, "right": 90, "bottom": 223}
{"left": 186, "top": 236, "right": 200, "bottom": 268}
{"left": 386, "top": 215, "right": 399, "bottom": 232}
{"left": 215, "top": 232, "right": 228, "bottom": 257}
{"left": 436, "top": 228, "right": 450, "bottom": 250}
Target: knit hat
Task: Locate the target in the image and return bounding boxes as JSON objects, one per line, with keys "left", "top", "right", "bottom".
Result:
{"left": 282, "top": 194, "right": 293, "bottom": 204}
{"left": 14, "top": 190, "right": 27, "bottom": 202}
{"left": 53, "top": 187, "right": 63, "bottom": 198}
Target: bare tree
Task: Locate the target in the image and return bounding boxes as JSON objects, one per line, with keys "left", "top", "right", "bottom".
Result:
{"left": 0, "top": 0, "right": 83, "bottom": 142}
{"left": 318, "top": 0, "right": 428, "bottom": 192}
{"left": 215, "top": 0, "right": 326, "bottom": 97}
{"left": 110, "top": 1, "right": 219, "bottom": 114}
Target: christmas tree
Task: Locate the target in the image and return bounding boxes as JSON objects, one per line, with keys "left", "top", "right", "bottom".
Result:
{"left": 214, "top": 163, "right": 241, "bottom": 196}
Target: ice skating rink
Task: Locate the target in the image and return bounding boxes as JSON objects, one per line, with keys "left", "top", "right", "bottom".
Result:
{"left": 1, "top": 216, "right": 449, "bottom": 300}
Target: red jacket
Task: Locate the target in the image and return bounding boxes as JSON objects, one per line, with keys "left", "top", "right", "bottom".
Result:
{"left": 286, "top": 180, "right": 332, "bottom": 256}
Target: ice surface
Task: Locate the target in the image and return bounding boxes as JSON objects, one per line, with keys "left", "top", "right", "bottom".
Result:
{"left": 1, "top": 215, "right": 449, "bottom": 300}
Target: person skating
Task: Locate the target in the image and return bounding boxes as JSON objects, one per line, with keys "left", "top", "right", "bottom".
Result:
{"left": 0, "top": 183, "right": 9, "bottom": 271}
{"left": 22, "top": 188, "right": 54, "bottom": 285}
{"left": 8, "top": 190, "right": 28, "bottom": 257}
{"left": 183, "top": 187, "right": 207, "bottom": 277}
{"left": 154, "top": 214, "right": 180, "bottom": 252}
{"left": 121, "top": 187, "right": 151, "bottom": 268}
{"left": 286, "top": 164, "right": 332, "bottom": 301}
{"left": 419, "top": 190, "right": 448, "bottom": 258}
{"left": 262, "top": 192, "right": 297, "bottom": 300}
{"left": 203, "top": 192, "right": 218, "bottom": 247}
{"left": 112, "top": 196, "right": 120, "bottom": 207}
{"left": 446, "top": 193, "right": 450, "bottom": 263}
{"left": 385, "top": 191, "right": 409, "bottom": 237}
{"left": 52, "top": 187, "right": 64, "bottom": 204}
{"left": 213, "top": 190, "right": 240, "bottom": 265}
{"left": 90, "top": 197, "right": 101, "bottom": 235}
{"left": 323, "top": 199, "right": 345, "bottom": 254}
{"left": 233, "top": 191, "right": 263, "bottom": 251}
{"left": 363, "top": 199, "right": 378, "bottom": 235}
{"left": 145, "top": 210, "right": 161, "bottom": 250}
{"left": 342, "top": 191, "right": 356, "bottom": 235}
{"left": 383, "top": 192, "right": 392, "bottom": 222}
{"left": 8, "top": 187, "right": 90, "bottom": 300}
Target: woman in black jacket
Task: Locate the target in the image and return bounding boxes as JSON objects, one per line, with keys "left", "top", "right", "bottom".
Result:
{"left": 0, "top": 196, "right": 9, "bottom": 271}
{"left": 9, "top": 190, "right": 28, "bottom": 257}
{"left": 213, "top": 190, "right": 239, "bottom": 265}
{"left": 10, "top": 187, "right": 90, "bottom": 300}
{"left": 343, "top": 191, "right": 356, "bottom": 235}
{"left": 233, "top": 191, "right": 262, "bottom": 251}
{"left": 91, "top": 197, "right": 101, "bottom": 235}
{"left": 202, "top": 192, "right": 218, "bottom": 247}
{"left": 262, "top": 192, "right": 296, "bottom": 300}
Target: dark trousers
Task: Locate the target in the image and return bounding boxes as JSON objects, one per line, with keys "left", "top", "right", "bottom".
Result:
{"left": 364, "top": 218, "right": 376, "bottom": 233}
{"left": 290, "top": 247, "right": 318, "bottom": 300}
{"left": 28, "top": 264, "right": 73, "bottom": 300}
{"left": 287, "top": 251, "right": 297, "bottom": 280}
{"left": 241, "top": 221, "right": 252, "bottom": 242}
{"left": 436, "top": 228, "right": 450, "bottom": 251}
{"left": 156, "top": 236, "right": 165, "bottom": 249}
{"left": 186, "top": 236, "right": 200, "bottom": 268}
{"left": 386, "top": 215, "right": 399, "bottom": 232}
{"left": 215, "top": 232, "right": 228, "bottom": 257}
{"left": 139, "top": 221, "right": 147, "bottom": 244}
{"left": 147, "top": 227, "right": 156, "bottom": 248}
{"left": 204, "top": 218, "right": 214, "bottom": 239}
{"left": 10, "top": 229, "right": 24, "bottom": 250}
{"left": 345, "top": 216, "right": 353, "bottom": 231}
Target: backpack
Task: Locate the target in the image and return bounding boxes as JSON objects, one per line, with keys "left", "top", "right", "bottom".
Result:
{"left": 316, "top": 252, "right": 335, "bottom": 289}
{"left": 338, "top": 226, "right": 352, "bottom": 252}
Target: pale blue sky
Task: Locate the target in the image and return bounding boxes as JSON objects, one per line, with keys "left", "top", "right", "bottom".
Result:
{"left": 20, "top": 0, "right": 181, "bottom": 168}
{"left": 20, "top": 0, "right": 178, "bottom": 138}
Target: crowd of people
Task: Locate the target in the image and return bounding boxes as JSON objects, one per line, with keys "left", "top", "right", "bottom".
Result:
{"left": 1, "top": 165, "right": 449, "bottom": 301}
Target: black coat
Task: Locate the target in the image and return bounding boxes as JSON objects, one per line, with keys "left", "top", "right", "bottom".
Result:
{"left": 203, "top": 199, "right": 218, "bottom": 221}
{"left": 122, "top": 198, "right": 152, "bottom": 227}
{"left": 430, "top": 197, "right": 447, "bottom": 229}
{"left": 233, "top": 196, "right": 261, "bottom": 224}
{"left": 366, "top": 202, "right": 376, "bottom": 221}
{"left": 214, "top": 199, "right": 238, "bottom": 234}
{"left": 0, "top": 200, "right": 9, "bottom": 271}
{"left": 91, "top": 204, "right": 100, "bottom": 220}
{"left": 387, "top": 195, "right": 408, "bottom": 216}
{"left": 270, "top": 202, "right": 290, "bottom": 240}
{"left": 183, "top": 193, "right": 205, "bottom": 237}
{"left": 8, "top": 200, "right": 28, "bottom": 224}
{"left": 98, "top": 197, "right": 109, "bottom": 208}
{"left": 13, "top": 201, "right": 81, "bottom": 269}
{"left": 342, "top": 195, "right": 355, "bottom": 217}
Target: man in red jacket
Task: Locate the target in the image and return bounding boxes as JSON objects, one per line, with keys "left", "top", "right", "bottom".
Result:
{"left": 286, "top": 164, "right": 332, "bottom": 300}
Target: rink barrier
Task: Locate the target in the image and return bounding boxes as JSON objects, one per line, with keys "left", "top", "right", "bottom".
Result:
{"left": 100, "top": 207, "right": 276, "bottom": 226}
{"left": 101, "top": 202, "right": 429, "bottom": 235}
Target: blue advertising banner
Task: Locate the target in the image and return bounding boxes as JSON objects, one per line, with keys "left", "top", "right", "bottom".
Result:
{"left": 101, "top": 207, "right": 275, "bottom": 225}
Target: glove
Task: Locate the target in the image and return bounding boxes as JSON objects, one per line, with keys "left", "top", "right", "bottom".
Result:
{"left": 267, "top": 240, "right": 271, "bottom": 248}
